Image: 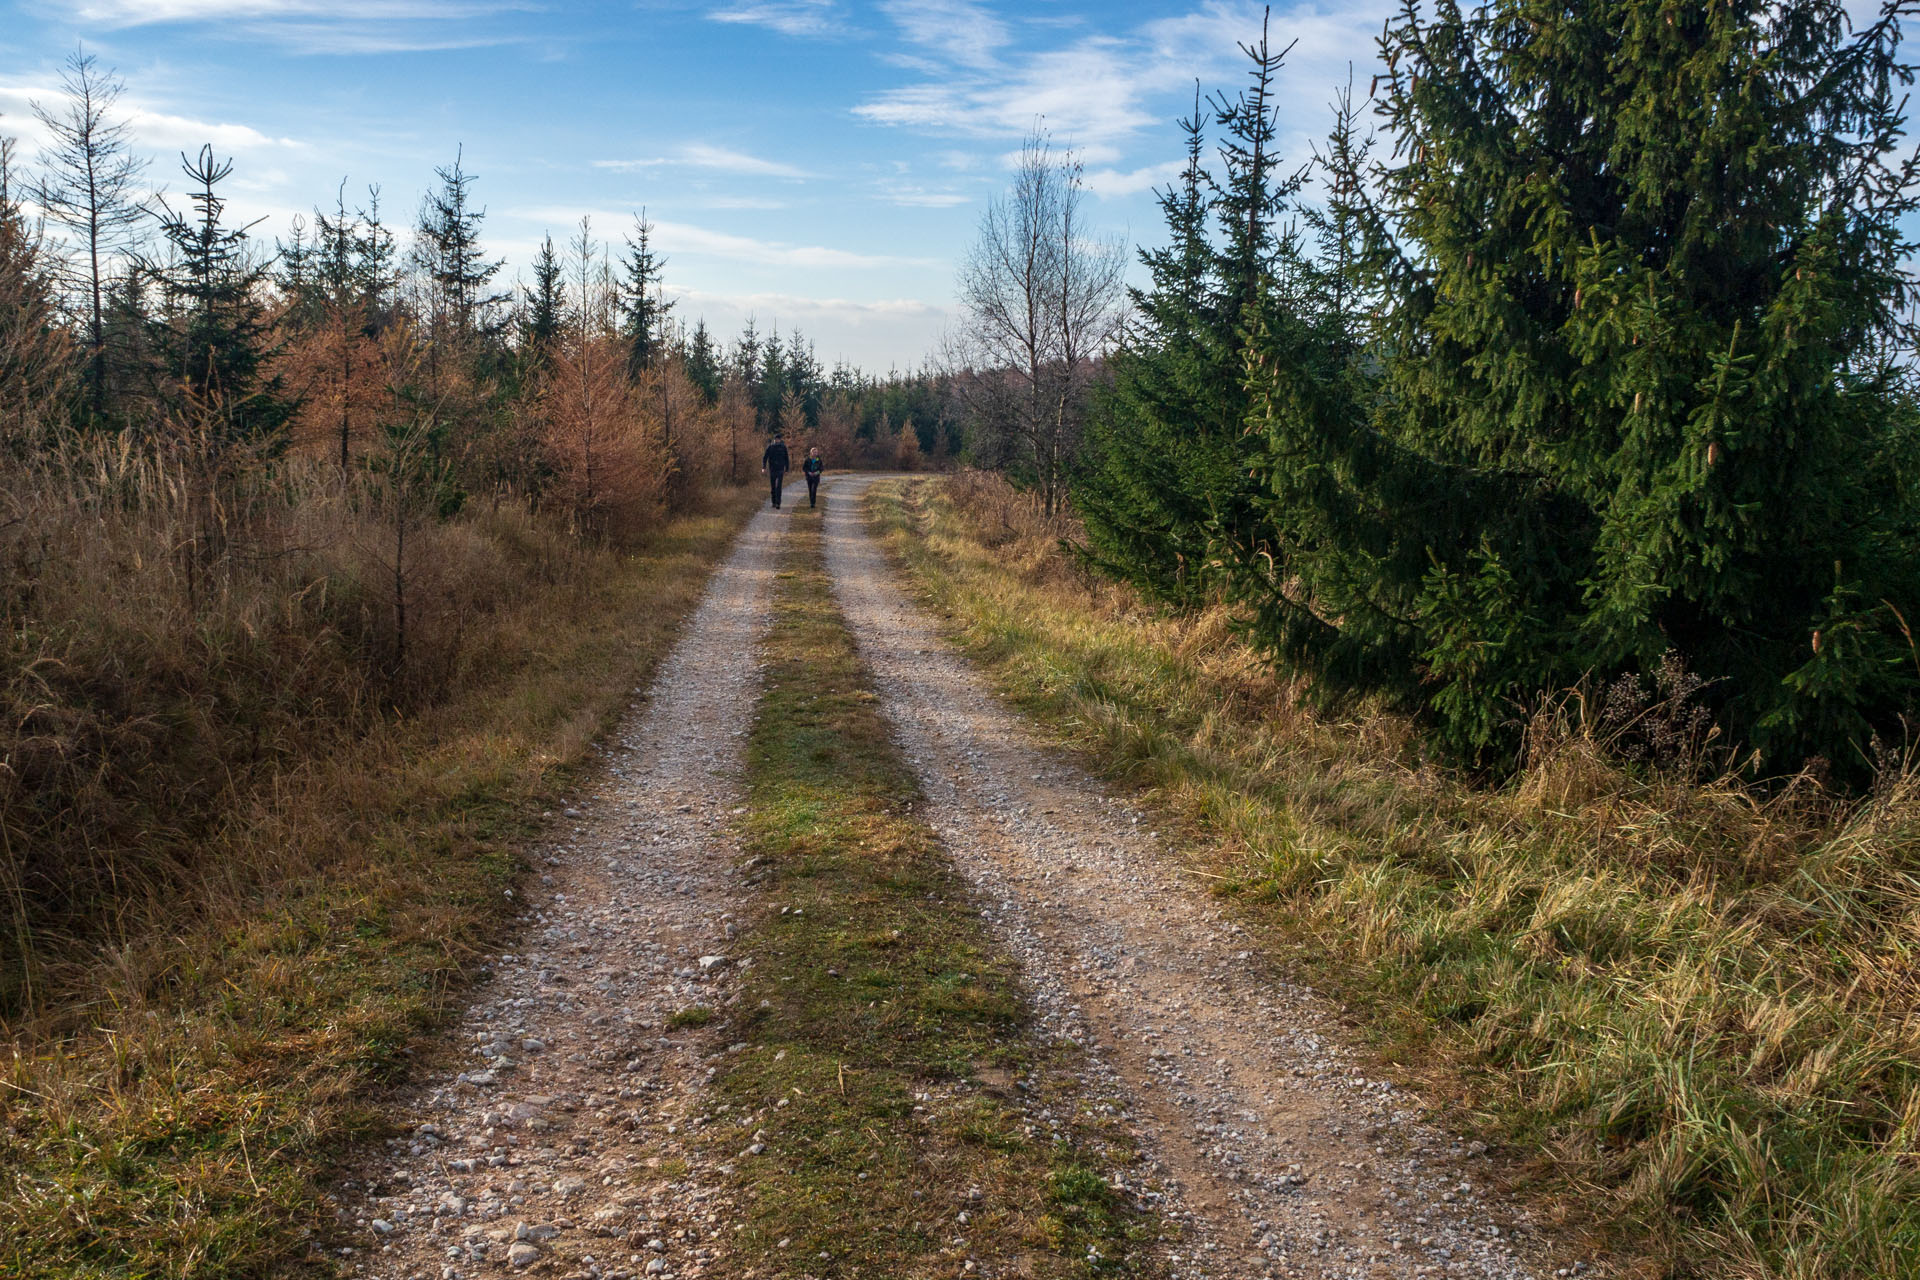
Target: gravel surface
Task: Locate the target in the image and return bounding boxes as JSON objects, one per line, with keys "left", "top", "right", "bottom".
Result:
{"left": 822, "top": 475, "right": 1576, "bottom": 1280}
{"left": 338, "top": 505, "right": 784, "bottom": 1280}
{"left": 337, "top": 476, "right": 1594, "bottom": 1280}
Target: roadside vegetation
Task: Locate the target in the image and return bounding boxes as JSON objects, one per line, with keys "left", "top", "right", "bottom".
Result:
{"left": 0, "top": 477, "right": 758, "bottom": 1278}
{"left": 873, "top": 471, "right": 1920, "bottom": 1280}
{"left": 703, "top": 503, "right": 1167, "bottom": 1278}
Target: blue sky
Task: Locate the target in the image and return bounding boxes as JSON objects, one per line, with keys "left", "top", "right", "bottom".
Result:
{"left": 0, "top": 1, "right": 1400, "bottom": 370}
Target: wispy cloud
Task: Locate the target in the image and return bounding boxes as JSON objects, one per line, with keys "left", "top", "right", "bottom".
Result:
{"left": 878, "top": 0, "right": 1009, "bottom": 70}
{"left": 881, "top": 183, "right": 972, "bottom": 208}
{"left": 130, "top": 107, "right": 304, "bottom": 152}
{"left": 0, "top": 76, "right": 302, "bottom": 157}
{"left": 44, "top": 0, "right": 531, "bottom": 54}
{"left": 653, "top": 218, "right": 936, "bottom": 270}
{"left": 596, "top": 143, "right": 816, "bottom": 181}
{"left": 855, "top": 0, "right": 1396, "bottom": 161}
{"left": 59, "top": 0, "right": 513, "bottom": 23}
{"left": 1082, "top": 159, "right": 1185, "bottom": 199}
{"left": 515, "top": 207, "right": 936, "bottom": 271}
{"left": 707, "top": 0, "right": 839, "bottom": 37}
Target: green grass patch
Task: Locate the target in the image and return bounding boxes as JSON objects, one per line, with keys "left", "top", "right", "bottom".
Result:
{"left": 702, "top": 501, "right": 1167, "bottom": 1279}
{"left": 0, "top": 489, "right": 761, "bottom": 1280}
{"left": 869, "top": 472, "right": 1920, "bottom": 1280}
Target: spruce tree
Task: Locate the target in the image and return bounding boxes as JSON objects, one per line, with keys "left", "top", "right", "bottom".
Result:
{"left": 1075, "top": 18, "right": 1305, "bottom": 603}
{"left": 1235, "top": 81, "right": 1405, "bottom": 698}
{"left": 619, "top": 212, "right": 673, "bottom": 376}
{"left": 1291, "top": 0, "right": 1920, "bottom": 768}
{"left": 685, "top": 319, "right": 722, "bottom": 403}
{"left": 521, "top": 233, "right": 565, "bottom": 358}
{"left": 1075, "top": 90, "right": 1222, "bottom": 602}
{"left": 412, "top": 148, "right": 507, "bottom": 344}
{"left": 147, "top": 145, "right": 293, "bottom": 446}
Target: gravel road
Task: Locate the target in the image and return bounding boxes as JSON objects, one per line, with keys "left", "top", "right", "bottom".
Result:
{"left": 338, "top": 504, "right": 784, "bottom": 1280}
{"left": 822, "top": 474, "right": 1566, "bottom": 1280}
{"left": 338, "top": 476, "right": 1585, "bottom": 1280}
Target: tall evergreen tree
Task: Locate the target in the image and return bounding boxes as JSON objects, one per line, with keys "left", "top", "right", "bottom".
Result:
{"left": 521, "top": 232, "right": 565, "bottom": 358}
{"left": 1076, "top": 89, "right": 1224, "bottom": 603}
{"left": 1076, "top": 17, "right": 1305, "bottom": 597}
{"left": 147, "top": 145, "right": 293, "bottom": 445}
{"left": 1253, "top": 0, "right": 1920, "bottom": 769}
{"left": 684, "top": 319, "right": 721, "bottom": 403}
{"left": 412, "top": 148, "right": 507, "bottom": 344}
{"left": 619, "top": 212, "right": 673, "bottom": 376}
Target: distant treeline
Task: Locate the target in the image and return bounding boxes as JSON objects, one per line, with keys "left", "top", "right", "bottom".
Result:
{"left": 0, "top": 49, "right": 955, "bottom": 512}
{"left": 1070, "top": 1, "right": 1920, "bottom": 780}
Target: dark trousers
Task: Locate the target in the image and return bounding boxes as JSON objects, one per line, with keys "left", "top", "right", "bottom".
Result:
{"left": 768, "top": 470, "right": 785, "bottom": 507}
{"left": 805, "top": 474, "right": 819, "bottom": 507}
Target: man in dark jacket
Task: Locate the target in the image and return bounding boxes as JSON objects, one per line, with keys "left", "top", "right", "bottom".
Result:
{"left": 761, "top": 435, "right": 790, "bottom": 509}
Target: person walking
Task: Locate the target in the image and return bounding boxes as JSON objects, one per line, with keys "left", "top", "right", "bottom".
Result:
{"left": 802, "top": 447, "right": 824, "bottom": 508}
{"left": 761, "top": 434, "right": 790, "bottom": 509}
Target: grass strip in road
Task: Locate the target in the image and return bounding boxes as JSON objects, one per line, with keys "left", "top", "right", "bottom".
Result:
{"left": 707, "top": 502, "right": 1167, "bottom": 1279}
{"left": 867, "top": 472, "right": 1920, "bottom": 1280}
{"left": 0, "top": 490, "right": 761, "bottom": 1280}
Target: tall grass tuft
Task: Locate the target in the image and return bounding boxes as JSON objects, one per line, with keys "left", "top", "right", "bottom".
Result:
{"left": 875, "top": 471, "right": 1920, "bottom": 1280}
{"left": 0, "top": 432, "right": 604, "bottom": 1018}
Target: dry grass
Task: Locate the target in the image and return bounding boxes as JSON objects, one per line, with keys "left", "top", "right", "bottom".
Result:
{"left": 871, "top": 471, "right": 1920, "bottom": 1280}
{"left": 0, "top": 436, "right": 758, "bottom": 1278}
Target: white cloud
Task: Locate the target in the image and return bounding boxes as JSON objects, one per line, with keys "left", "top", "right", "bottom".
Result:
{"left": 667, "top": 286, "right": 950, "bottom": 370}
{"left": 654, "top": 218, "right": 936, "bottom": 270}
{"left": 42, "top": 0, "right": 531, "bottom": 54}
{"left": 883, "top": 186, "right": 972, "bottom": 208}
{"left": 58, "top": 0, "right": 512, "bottom": 24}
{"left": 1083, "top": 159, "right": 1185, "bottom": 199}
{"left": 130, "top": 107, "right": 302, "bottom": 153}
{"left": 878, "top": 0, "right": 1009, "bottom": 70}
{"left": 596, "top": 143, "right": 816, "bottom": 181}
{"left": 697, "top": 195, "right": 793, "bottom": 211}
{"left": 855, "top": 0, "right": 1395, "bottom": 157}
{"left": 513, "top": 207, "right": 936, "bottom": 271}
{"left": 0, "top": 76, "right": 303, "bottom": 162}
{"left": 708, "top": 0, "right": 839, "bottom": 37}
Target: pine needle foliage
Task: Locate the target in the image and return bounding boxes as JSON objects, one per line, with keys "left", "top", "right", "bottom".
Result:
{"left": 147, "top": 145, "right": 295, "bottom": 446}
{"left": 1310, "top": 0, "right": 1920, "bottom": 770}
{"left": 1089, "top": 0, "right": 1920, "bottom": 778}
{"left": 1075, "top": 17, "right": 1306, "bottom": 607}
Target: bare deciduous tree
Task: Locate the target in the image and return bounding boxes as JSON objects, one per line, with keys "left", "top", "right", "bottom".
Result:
{"left": 950, "top": 130, "right": 1124, "bottom": 516}
{"left": 31, "top": 50, "right": 148, "bottom": 419}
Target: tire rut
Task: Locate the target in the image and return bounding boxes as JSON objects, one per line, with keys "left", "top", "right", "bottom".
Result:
{"left": 338, "top": 504, "right": 786, "bottom": 1280}
{"left": 821, "top": 474, "right": 1560, "bottom": 1280}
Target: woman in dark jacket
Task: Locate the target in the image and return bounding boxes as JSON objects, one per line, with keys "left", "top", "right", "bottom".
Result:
{"left": 803, "top": 447, "right": 824, "bottom": 508}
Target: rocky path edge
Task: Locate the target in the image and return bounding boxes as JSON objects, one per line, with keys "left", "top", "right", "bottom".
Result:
{"left": 823, "top": 473, "right": 1583, "bottom": 1280}
{"left": 335, "top": 502, "right": 785, "bottom": 1280}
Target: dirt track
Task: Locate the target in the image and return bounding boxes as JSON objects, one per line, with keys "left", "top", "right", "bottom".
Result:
{"left": 338, "top": 476, "right": 1566, "bottom": 1280}
{"left": 823, "top": 475, "right": 1550, "bottom": 1280}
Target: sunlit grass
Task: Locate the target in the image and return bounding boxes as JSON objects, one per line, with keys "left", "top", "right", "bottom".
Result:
{"left": 871, "top": 471, "right": 1920, "bottom": 1280}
